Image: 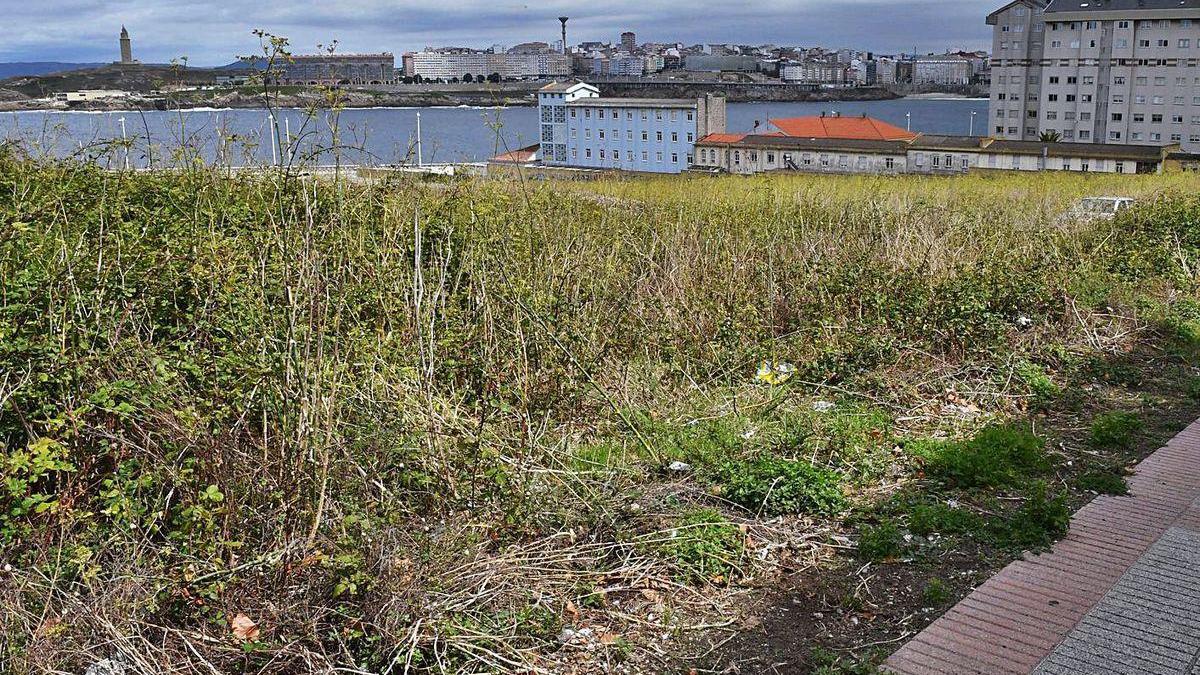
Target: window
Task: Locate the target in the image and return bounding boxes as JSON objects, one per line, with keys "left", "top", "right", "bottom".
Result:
{"left": 655, "top": 131, "right": 663, "bottom": 142}
{"left": 585, "top": 129, "right": 592, "bottom": 140}
{"left": 670, "top": 111, "right": 678, "bottom": 122}
{"left": 613, "top": 150, "right": 619, "bottom": 160}
{"left": 686, "top": 111, "right": 694, "bottom": 121}
{"left": 655, "top": 110, "right": 663, "bottom": 121}
{"left": 1182, "top": 40, "right": 1192, "bottom": 49}
{"left": 599, "top": 149, "right": 605, "bottom": 159}
{"left": 642, "top": 151, "right": 648, "bottom": 161}
{"left": 671, "top": 132, "right": 678, "bottom": 142}
{"left": 570, "top": 109, "right": 577, "bottom": 118}
{"left": 585, "top": 148, "right": 592, "bottom": 158}
{"left": 671, "top": 153, "right": 678, "bottom": 163}
{"left": 686, "top": 153, "right": 693, "bottom": 164}
{"left": 1116, "top": 162, "right": 1125, "bottom": 174}
{"left": 598, "top": 109, "right": 604, "bottom": 119}
{"left": 885, "top": 157, "right": 895, "bottom": 170}
{"left": 656, "top": 151, "right": 663, "bottom": 163}
{"left": 687, "top": 133, "right": 694, "bottom": 142}
{"left": 598, "top": 129, "right": 605, "bottom": 140}
{"left": 642, "top": 131, "right": 648, "bottom": 141}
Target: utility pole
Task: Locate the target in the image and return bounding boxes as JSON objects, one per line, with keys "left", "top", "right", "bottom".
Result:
{"left": 267, "top": 113, "right": 278, "bottom": 165}
{"left": 118, "top": 116, "right": 129, "bottom": 170}
{"left": 416, "top": 111, "right": 423, "bottom": 166}
{"left": 906, "top": 112, "right": 911, "bottom": 132}
{"left": 969, "top": 110, "right": 976, "bottom": 136}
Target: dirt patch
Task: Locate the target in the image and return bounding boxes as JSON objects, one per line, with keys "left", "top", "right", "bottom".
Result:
{"left": 695, "top": 344, "right": 1200, "bottom": 674}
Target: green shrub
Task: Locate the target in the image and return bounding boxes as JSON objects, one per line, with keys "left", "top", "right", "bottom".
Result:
{"left": 660, "top": 509, "right": 744, "bottom": 584}
{"left": 858, "top": 520, "right": 905, "bottom": 561}
{"left": 911, "top": 424, "right": 1049, "bottom": 488}
{"left": 719, "top": 457, "right": 845, "bottom": 516}
{"left": 1089, "top": 411, "right": 1143, "bottom": 450}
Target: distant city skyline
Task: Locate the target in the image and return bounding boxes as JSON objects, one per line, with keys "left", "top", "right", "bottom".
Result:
{"left": 3, "top": 0, "right": 995, "bottom": 66}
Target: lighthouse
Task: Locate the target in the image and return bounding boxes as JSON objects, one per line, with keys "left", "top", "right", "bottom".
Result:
{"left": 119, "top": 26, "right": 133, "bottom": 64}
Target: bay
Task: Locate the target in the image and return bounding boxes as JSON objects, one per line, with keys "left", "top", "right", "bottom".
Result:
{"left": 0, "top": 98, "right": 989, "bottom": 168}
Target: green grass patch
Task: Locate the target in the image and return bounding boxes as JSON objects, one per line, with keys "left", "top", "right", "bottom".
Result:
{"left": 909, "top": 424, "right": 1049, "bottom": 489}
{"left": 907, "top": 501, "right": 983, "bottom": 537}
{"left": 857, "top": 520, "right": 905, "bottom": 561}
{"left": 922, "top": 578, "right": 952, "bottom": 607}
{"left": 996, "top": 481, "right": 1070, "bottom": 548}
{"left": 1089, "top": 411, "right": 1143, "bottom": 450}
{"left": 1016, "top": 360, "right": 1061, "bottom": 407}
{"left": 658, "top": 509, "right": 745, "bottom": 584}
{"left": 719, "top": 457, "right": 845, "bottom": 516}
{"left": 1076, "top": 466, "right": 1129, "bottom": 495}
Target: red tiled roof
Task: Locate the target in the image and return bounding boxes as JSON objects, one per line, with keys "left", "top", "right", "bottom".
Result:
{"left": 769, "top": 116, "right": 918, "bottom": 141}
{"left": 698, "top": 133, "right": 747, "bottom": 144}
{"left": 491, "top": 144, "right": 540, "bottom": 163}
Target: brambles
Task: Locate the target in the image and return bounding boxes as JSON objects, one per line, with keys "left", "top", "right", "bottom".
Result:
{"left": 1090, "top": 411, "right": 1143, "bottom": 450}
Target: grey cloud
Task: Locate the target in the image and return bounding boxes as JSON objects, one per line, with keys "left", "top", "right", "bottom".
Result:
{"left": 1, "top": 0, "right": 998, "bottom": 65}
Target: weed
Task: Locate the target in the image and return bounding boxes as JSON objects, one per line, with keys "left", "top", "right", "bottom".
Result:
{"left": 1016, "top": 360, "right": 1060, "bottom": 407}
{"left": 922, "top": 578, "right": 951, "bottom": 607}
{"left": 659, "top": 509, "right": 745, "bottom": 584}
{"left": 857, "top": 520, "right": 905, "bottom": 561}
{"left": 1186, "top": 377, "right": 1200, "bottom": 402}
{"left": 719, "top": 457, "right": 845, "bottom": 516}
{"left": 996, "top": 481, "right": 1070, "bottom": 548}
{"left": 1076, "top": 466, "right": 1129, "bottom": 495}
{"left": 1090, "top": 411, "right": 1143, "bottom": 450}
{"left": 910, "top": 424, "right": 1049, "bottom": 488}
{"left": 907, "top": 501, "right": 983, "bottom": 537}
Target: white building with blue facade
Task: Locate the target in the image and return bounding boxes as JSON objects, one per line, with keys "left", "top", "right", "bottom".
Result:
{"left": 538, "top": 80, "right": 727, "bottom": 174}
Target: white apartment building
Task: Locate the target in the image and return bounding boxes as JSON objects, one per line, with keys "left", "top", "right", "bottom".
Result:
{"left": 988, "top": 0, "right": 1200, "bottom": 152}
{"left": 914, "top": 55, "right": 975, "bottom": 85}
{"left": 781, "top": 62, "right": 852, "bottom": 85}
{"left": 537, "top": 80, "right": 727, "bottom": 173}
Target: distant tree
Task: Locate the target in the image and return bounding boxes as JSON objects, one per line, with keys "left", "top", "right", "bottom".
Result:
{"left": 449, "top": 77, "right": 459, "bottom": 83}
{"left": 487, "top": 72, "right": 501, "bottom": 83}
{"left": 1039, "top": 130, "right": 1062, "bottom": 143}
{"left": 414, "top": 74, "right": 423, "bottom": 84}
{"left": 462, "top": 73, "right": 473, "bottom": 83}
{"left": 402, "top": 76, "right": 414, "bottom": 84}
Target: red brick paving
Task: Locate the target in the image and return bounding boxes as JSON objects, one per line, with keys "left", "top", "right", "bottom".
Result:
{"left": 883, "top": 418, "right": 1200, "bottom": 675}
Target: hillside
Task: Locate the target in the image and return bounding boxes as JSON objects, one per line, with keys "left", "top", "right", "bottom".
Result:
{"left": 1, "top": 150, "right": 1198, "bottom": 673}
{"left": 0, "top": 63, "right": 251, "bottom": 97}
{"left": 0, "top": 62, "right": 107, "bottom": 79}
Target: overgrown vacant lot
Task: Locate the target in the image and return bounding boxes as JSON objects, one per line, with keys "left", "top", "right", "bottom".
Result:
{"left": 1, "top": 149, "right": 1199, "bottom": 674}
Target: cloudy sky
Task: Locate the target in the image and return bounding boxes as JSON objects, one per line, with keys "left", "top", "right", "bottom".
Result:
{"left": 4, "top": 0, "right": 998, "bottom": 66}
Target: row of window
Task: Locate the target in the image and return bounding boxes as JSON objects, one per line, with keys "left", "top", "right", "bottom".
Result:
{"left": 997, "top": 74, "right": 1200, "bottom": 86}
{"left": 573, "top": 128, "right": 694, "bottom": 143}
{"left": 576, "top": 147, "right": 691, "bottom": 164}
{"left": 572, "top": 107, "right": 694, "bottom": 122}
{"left": 1003, "top": 38, "right": 1199, "bottom": 50}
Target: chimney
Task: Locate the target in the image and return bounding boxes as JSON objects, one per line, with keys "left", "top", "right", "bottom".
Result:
{"left": 559, "top": 17, "right": 569, "bottom": 54}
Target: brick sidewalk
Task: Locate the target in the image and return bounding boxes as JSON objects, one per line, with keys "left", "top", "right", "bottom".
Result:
{"left": 884, "top": 419, "right": 1200, "bottom": 675}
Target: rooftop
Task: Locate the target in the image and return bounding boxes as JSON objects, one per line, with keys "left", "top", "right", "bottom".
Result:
{"left": 490, "top": 144, "right": 540, "bottom": 164}
{"left": 769, "top": 115, "right": 919, "bottom": 142}
{"left": 1045, "top": 0, "right": 1200, "bottom": 12}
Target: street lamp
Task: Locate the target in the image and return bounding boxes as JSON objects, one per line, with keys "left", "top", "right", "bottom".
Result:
{"left": 969, "top": 110, "right": 977, "bottom": 136}
{"left": 905, "top": 112, "right": 911, "bottom": 132}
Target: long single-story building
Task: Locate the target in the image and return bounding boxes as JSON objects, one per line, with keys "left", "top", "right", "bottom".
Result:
{"left": 693, "top": 115, "right": 1183, "bottom": 175}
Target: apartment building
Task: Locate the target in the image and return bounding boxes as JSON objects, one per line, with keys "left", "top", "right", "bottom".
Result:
{"left": 402, "top": 49, "right": 570, "bottom": 80}
{"left": 694, "top": 127, "right": 1176, "bottom": 175}
{"left": 914, "top": 55, "right": 975, "bottom": 85}
{"left": 781, "top": 62, "right": 852, "bottom": 85}
{"left": 988, "top": 0, "right": 1200, "bottom": 152}
{"left": 275, "top": 53, "right": 396, "bottom": 85}
{"left": 537, "top": 80, "right": 726, "bottom": 173}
